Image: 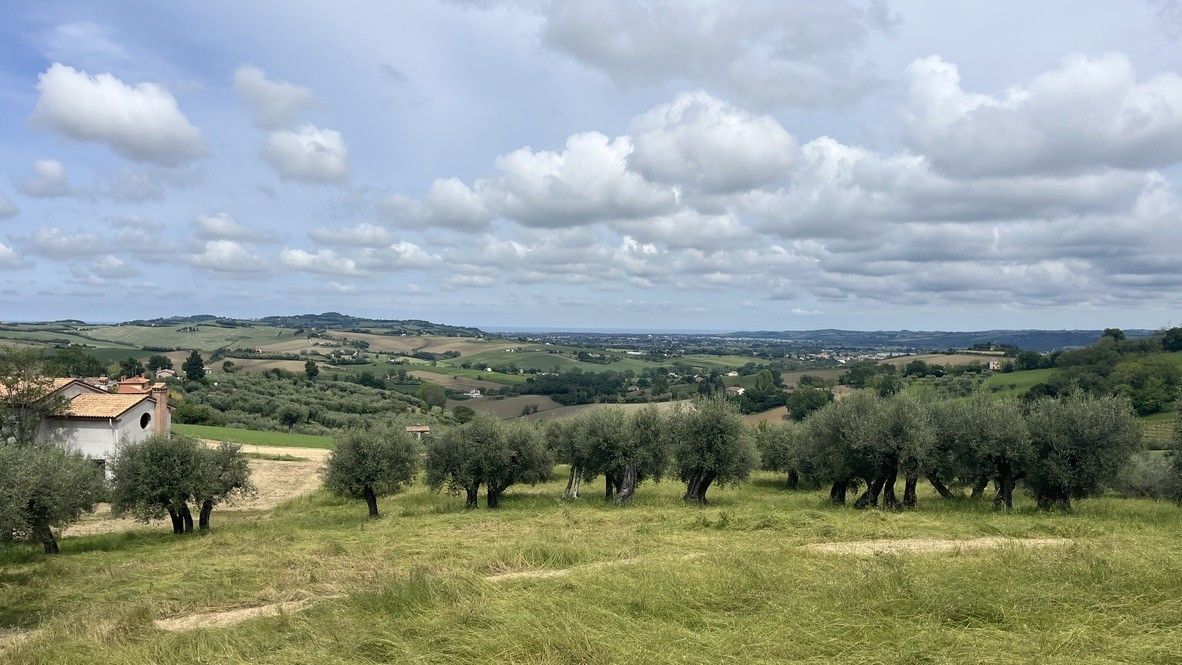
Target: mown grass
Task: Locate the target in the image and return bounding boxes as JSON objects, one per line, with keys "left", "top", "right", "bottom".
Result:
{"left": 984, "top": 367, "right": 1057, "bottom": 396}
{"left": 172, "top": 424, "right": 333, "bottom": 449}
{"left": 2, "top": 470, "right": 1180, "bottom": 663}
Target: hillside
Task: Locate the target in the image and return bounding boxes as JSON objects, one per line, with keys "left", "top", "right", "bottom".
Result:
{"left": 726, "top": 329, "right": 1156, "bottom": 352}
{"left": 119, "top": 313, "right": 484, "bottom": 337}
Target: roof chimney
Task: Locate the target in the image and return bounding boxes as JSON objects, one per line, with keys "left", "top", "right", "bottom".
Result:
{"left": 151, "top": 383, "right": 170, "bottom": 436}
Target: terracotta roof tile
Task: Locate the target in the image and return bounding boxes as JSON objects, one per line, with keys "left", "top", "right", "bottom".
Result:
{"left": 53, "top": 393, "right": 153, "bottom": 419}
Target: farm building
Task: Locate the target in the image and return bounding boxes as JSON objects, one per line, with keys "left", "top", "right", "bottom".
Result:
{"left": 405, "top": 424, "right": 431, "bottom": 440}
{"left": 2, "top": 377, "right": 172, "bottom": 465}
{"left": 725, "top": 386, "right": 746, "bottom": 397}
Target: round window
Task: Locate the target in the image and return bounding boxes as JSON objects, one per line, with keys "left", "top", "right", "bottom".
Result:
{"left": 140, "top": 413, "right": 152, "bottom": 429}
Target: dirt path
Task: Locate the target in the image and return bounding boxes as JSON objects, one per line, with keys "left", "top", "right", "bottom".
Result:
{"left": 63, "top": 445, "right": 326, "bottom": 538}
{"left": 802, "top": 537, "right": 1072, "bottom": 556}
{"left": 154, "top": 600, "right": 318, "bottom": 632}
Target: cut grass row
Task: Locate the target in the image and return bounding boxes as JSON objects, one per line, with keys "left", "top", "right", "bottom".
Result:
{"left": 173, "top": 424, "right": 333, "bottom": 449}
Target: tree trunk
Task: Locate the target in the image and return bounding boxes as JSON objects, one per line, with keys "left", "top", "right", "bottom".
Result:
{"left": 167, "top": 506, "right": 184, "bottom": 534}
{"left": 683, "top": 468, "right": 703, "bottom": 503}
{"left": 199, "top": 499, "right": 214, "bottom": 530}
{"left": 927, "top": 474, "right": 953, "bottom": 499}
{"left": 615, "top": 462, "right": 638, "bottom": 503}
{"left": 882, "top": 462, "right": 901, "bottom": 510}
{"left": 829, "top": 478, "right": 849, "bottom": 505}
{"left": 696, "top": 472, "right": 716, "bottom": 504}
{"left": 33, "top": 521, "right": 58, "bottom": 554}
{"left": 970, "top": 474, "right": 989, "bottom": 500}
{"left": 786, "top": 470, "right": 800, "bottom": 490}
{"left": 562, "top": 465, "right": 582, "bottom": 500}
{"left": 180, "top": 503, "right": 194, "bottom": 532}
{"left": 465, "top": 484, "right": 479, "bottom": 509}
{"left": 854, "top": 473, "right": 886, "bottom": 509}
{"left": 604, "top": 475, "right": 615, "bottom": 501}
{"left": 903, "top": 472, "right": 919, "bottom": 509}
{"left": 992, "top": 461, "right": 1014, "bottom": 511}
{"left": 487, "top": 485, "right": 501, "bottom": 509}
{"left": 363, "top": 486, "right": 379, "bottom": 518}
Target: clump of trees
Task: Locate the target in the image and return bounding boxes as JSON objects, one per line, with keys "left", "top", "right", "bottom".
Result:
{"left": 425, "top": 413, "right": 551, "bottom": 508}
{"left": 324, "top": 425, "right": 420, "bottom": 517}
{"left": 110, "top": 434, "right": 254, "bottom": 532}
{"left": 763, "top": 389, "right": 1144, "bottom": 512}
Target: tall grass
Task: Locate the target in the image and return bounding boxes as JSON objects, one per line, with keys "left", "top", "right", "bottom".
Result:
{"left": 2, "top": 471, "right": 1180, "bottom": 663}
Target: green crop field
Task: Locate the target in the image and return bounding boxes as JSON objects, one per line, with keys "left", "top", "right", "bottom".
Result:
{"left": 413, "top": 365, "right": 527, "bottom": 385}
{"left": 77, "top": 324, "right": 301, "bottom": 351}
{"left": 1142, "top": 410, "right": 1178, "bottom": 450}
{"left": 2, "top": 474, "right": 1180, "bottom": 663}
{"left": 173, "top": 424, "right": 333, "bottom": 449}
{"left": 984, "top": 368, "right": 1057, "bottom": 397}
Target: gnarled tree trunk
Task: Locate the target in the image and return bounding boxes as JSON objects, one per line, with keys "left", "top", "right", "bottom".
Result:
{"left": 992, "top": 460, "right": 1015, "bottom": 511}
{"left": 927, "top": 474, "right": 953, "bottom": 499}
{"left": 199, "top": 499, "right": 214, "bottom": 530}
{"left": 465, "top": 484, "right": 480, "bottom": 509}
{"left": 683, "top": 468, "right": 716, "bottom": 503}
{"left": 854, "top": 472, "right": 886, "bottom": 509}
{"left": 487, "top": 483, "right": 504, "bottom": 509}
{"left": 180, "top": 503, "right": 194, "bottom": 532}
{"left": 786, "top": 470, "right": 800, "bottom": 490}
{"left": 882, "top": 462, "right": 901, "bottom": 511}
{"left": 167, "top": 506, "right": 184, "bottom": 534}
{"left": 970, "top": 474, "right": 990, "bottom": 500}
{"left": 562, "top": 465, "right": 582, "bottom": 500}
{"left": 363, "top": 486, "right": 379, "bottom": 518}
{"left": 615, "top": 462, "right": 638, "bottom": 503}
{"left": 903, "top": 471, "right": 919, "bottom": 509}
{"left": 829, "top": 478, "right": 850, "bottom": 505}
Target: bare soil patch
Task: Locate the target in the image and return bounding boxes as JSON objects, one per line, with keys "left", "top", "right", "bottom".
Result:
{"left": 802, "top": 537, "right": 1072, "bottom": 556}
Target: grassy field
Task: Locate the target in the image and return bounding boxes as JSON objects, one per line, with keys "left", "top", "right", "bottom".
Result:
{"left": 1142, "top": 410, "right": 1179, "bottom": 450}
{"left": 173, "top": 424, "right": 333, "bottom": 449}
{"left": 412, "top": 365, "right": 527, "bottom": 386}
{"left": 447, "top": 394, "right": 563, "bottom": 419}
{"left": 1, "top": 471, "right": 1180, "bottom": 663}
{"left": 984, "top": 368, "right": 1057, "bottom": 397}
{"left": 76, "top": 324, "right": 301, "bottom": 351}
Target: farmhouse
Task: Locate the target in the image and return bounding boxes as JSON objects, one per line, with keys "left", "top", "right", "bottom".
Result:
{"left": 725, "top": 386, "right": 746, "bottom": 397}
{"left": 405, "top": 424, "right": 431, "bottom": 440}
{"left": 2, "top": 377, "right": 172, "bottom": 464}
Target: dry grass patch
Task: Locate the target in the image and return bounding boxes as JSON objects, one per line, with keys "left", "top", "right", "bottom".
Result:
{"left": 803, "top": 536, "right": 1073, "bottom": 556}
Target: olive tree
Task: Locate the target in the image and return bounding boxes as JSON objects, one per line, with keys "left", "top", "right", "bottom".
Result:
{"left": 577, "top": 408, "right": 632, "bottom": 501}
{"left": 0, "top": 444, "right": 105, "bottom": 553}
{"left": 803, "top": 392, "right": 886, "bottom": 505}
{"left": 1025, "top": 396, "right": 1142, "bottom": 510}
{"left": 669, "top": 398, "right": 757, "bottom": 504}
{"left": 109, "top": 434, "right": 205, "bottom": 533}
{"left": 616, "top": 405, "right": 670, "bottom": 502}
{"left": 0, "top": 349, "right": 67, "bottom": 446}
{"left": 932, "top": 393, "right": 1031, "bottom": 509}
{"left": 758, "top": 420, "right": 815, "bottom": 489}
{"left": 881, "top": 393, "right": 937, "bottom": 510}
{"left": 545, "top": 417, "right": 587, "bottom": 500}
{"left": 193, "top": 442, "right": 255, "bottom": 530}
{"left": 425, "top": 414, "right": 552, "bottom": 508}
{"left": 324, "top": 426, "right": 420, "bottom": 518}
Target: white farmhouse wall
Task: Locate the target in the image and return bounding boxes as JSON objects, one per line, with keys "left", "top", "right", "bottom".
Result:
{"left": 40, "top": 400, "right": 159, "bottom": 461}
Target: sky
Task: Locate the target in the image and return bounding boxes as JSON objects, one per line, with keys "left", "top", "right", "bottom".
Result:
{"left": 1, "top": 1, "right": 1181, "bottom": 331}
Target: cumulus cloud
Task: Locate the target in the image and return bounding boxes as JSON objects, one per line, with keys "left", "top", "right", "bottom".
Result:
{"left": 628, "top": 90, "right": 796, "bottom": 193}
{"left": 382, "top": 178, "right": 491, "bottom": 231}
{"left": 476, "top": 132, "right": 677, "bottom": 226}
{"left": 359, "top": 241, "right": 440, "bottom": 271}
{"left": 89, "top": 254, "right": 138, "bottom": 279}
{"left": 0, "top": 242, "right": 24, "bottom": 269}
{"left": 262, "top": 125, "right": 349, "bottom": 184}
{"left": 26, "top": 227, "right": 107, "bottom": 258}
{"left": 905, "top": 53, "right": 1182, "bottom": 176}
{"left": 279, "top": 248, "right": 362, "bottom": 276}
{"left": 0, "top": 194, "right": 17, "bottom": 218}
{"left": 185, "top": 240, "right": 267, "bottom": 273}
{"left": 308, "top": 222, "right": 393, "bottom": 247}
{"left": 193, "top": 212, "right": 274, "bottom": 242}
{"left": 31, "top": 63, "right": 206, "bottom": 165}
{"left": 233, "top": 65, "right": 316, "bottom": 130}
{"left": 18, "top": 159, "right": 71, "bottom": 198}
{"left": 538, "top": 0, "right": 894, "bottom": 107}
